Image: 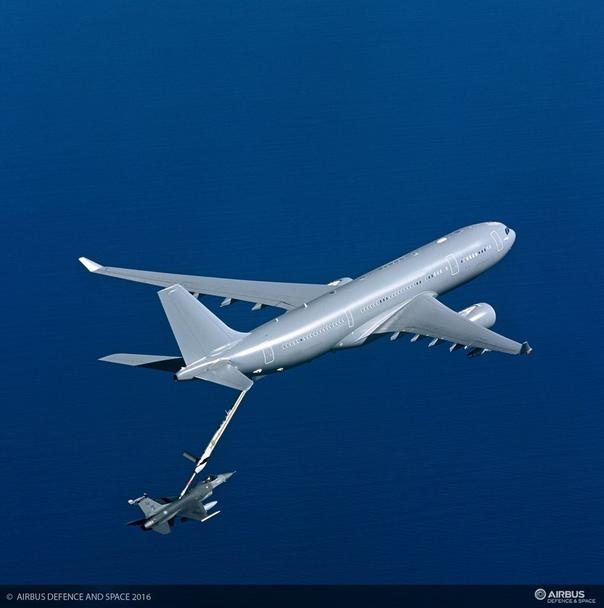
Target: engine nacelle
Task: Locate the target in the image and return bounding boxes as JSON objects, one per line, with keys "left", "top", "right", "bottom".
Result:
{"left": 458, "top": 303, "right": 496, "bottom": 328}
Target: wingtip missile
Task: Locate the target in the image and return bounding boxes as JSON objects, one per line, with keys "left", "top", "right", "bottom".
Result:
{"left": 201, "top": 510, "right": 221, "bottom": 522}
{"left": 127, "top": 495, "right": 146, "bottom": 505}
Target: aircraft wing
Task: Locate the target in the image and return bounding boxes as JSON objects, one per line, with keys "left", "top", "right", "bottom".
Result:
{"left": 180, "top": 499, "right": 223, "bottom": 522}
{"left": 79, "top": 257, "right": 340, "bottom": 310}
{"left": 375, "top": 292, "right": 531, "bottom": 356}
{"left": 179, "top": 502, "right": 208, "bottom": 522}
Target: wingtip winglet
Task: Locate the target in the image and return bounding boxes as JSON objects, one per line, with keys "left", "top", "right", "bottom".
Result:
{"left": 79, "top": 257, "right": 103, "bottom": 272}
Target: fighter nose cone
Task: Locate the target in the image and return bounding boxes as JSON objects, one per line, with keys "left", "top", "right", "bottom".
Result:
{"left": 212, "top": 471, "right": 235, "bottom": 487}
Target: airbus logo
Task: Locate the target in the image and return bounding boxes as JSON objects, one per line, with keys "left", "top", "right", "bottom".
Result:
{"left": 534, "top": 588, "right": 597, "bottom": 603}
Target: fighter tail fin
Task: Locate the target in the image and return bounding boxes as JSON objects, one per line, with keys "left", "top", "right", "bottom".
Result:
{"left": 135, "top": 496, "right": 165, "bottom": 518}
{"left": 158, "top": 284, "right": 247, "bottom": 365}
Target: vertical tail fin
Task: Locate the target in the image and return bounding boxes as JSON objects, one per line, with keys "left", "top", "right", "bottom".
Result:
{"left": 158, "top": 284, "right": 247, "bottom": 365}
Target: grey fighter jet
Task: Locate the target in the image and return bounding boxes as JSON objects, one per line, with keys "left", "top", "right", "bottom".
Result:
{"left": 80, "top": 222, "right": 532, "bottom": 393}
{"left": 127, "top": 472, "right": 234, "bottom": 534}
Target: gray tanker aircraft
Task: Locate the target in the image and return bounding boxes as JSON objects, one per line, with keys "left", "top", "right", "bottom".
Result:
{"left": 79, "top": 222, "right": 532, "bottom": 393}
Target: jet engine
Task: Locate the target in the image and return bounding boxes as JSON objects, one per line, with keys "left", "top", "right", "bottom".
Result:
{"left": 458, "top": 303, "right": 496, "bottom": 328}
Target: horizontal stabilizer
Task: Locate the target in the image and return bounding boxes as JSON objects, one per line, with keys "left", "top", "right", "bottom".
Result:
{"left": 100, "top": 353, "right": 184, "bottom": 372}
{"left": 152, "top": 521, "right": 172, "bottom": 535}
{"left": 193, "top": 361, "right": 253, "bottom": 391}
{"left": 126, "top": 517, "right": 147, "bottom": 528}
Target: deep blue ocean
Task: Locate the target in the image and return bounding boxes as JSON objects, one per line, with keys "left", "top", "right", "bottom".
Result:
{"left": 1, "top": 0, "right": 603, "bottom": 584}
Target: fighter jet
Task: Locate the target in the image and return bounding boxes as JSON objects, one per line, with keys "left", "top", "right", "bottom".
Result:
{"left": 79, "top": 222, "right": 532, "bottom": 395}
{"left": 127, "top": 472, "right": 234, "bottom": 535}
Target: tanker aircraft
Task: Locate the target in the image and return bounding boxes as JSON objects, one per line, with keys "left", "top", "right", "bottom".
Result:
{"left": 79, "top": 222, "right": 532, "bottom": 394}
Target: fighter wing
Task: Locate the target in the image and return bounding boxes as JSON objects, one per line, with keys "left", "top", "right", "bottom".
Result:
{"left": 180, "top": 500, "right": 222, "bottom": 522}
{"left": 375, "top": 293, "right": 531, "bottom": 356}
{"left": 179, "top": 502, "right": 208, "bottom": 521}
{"left": 79, "top": 257, "right": 341, "bottom": 310}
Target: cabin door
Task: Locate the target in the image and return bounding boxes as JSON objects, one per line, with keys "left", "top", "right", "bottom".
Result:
{"left": 446, "top": 254, "right": 459, "bottom": 276}
{"left": 490, "top": 230, "right": 504, "bottom": 252}
{"left": 262, "top": 344, "right": 274, "bottom": 365}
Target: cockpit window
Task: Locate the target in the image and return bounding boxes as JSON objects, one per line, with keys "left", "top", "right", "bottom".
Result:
{"left": 504, "top": 227, "right": 510, "bottom": 235}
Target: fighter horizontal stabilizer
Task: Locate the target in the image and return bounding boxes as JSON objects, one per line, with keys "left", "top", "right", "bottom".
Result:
{"left": 152, "top": 521, "right": 172, "bottom": 535}
{"left": 126, "top": 517, "right": 148, "bottom": 528}
{"left": 78, "top": 257, "right": 343, "bottom": 310}
{"left": 375, "top": 293, "right": 531, "bottom": 356}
